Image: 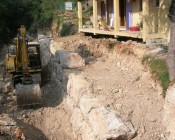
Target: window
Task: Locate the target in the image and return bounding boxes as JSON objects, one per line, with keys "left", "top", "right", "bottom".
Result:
{"left": 153, "top": 0, "right": 159, "bottom": 7}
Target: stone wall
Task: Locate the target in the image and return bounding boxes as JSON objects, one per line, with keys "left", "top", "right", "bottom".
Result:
{"left": 67, "top": 73, "right": 136, "bottom": 140}
{"left": 38, "top": 36, "right": 137, "bottom": 140}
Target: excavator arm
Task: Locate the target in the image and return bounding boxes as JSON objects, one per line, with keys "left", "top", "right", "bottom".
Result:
{"left": 5, "top": 25, "right": 42, "bottom": 107}
{"left": 18, "top": 25, "right": 33, "bottom": 84}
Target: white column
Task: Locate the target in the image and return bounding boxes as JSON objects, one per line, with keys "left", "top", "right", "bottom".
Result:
{"left": 93, "top": 0, "right": 98, "bottom": 33}
{"left": 142, "top": 0, "right": 149, "bottom": 41}
{"left": 78, "top": 1, "right": 83, "bottom": 31}
{"left": 114, "top": 0, "right": 120, "bottom": 32}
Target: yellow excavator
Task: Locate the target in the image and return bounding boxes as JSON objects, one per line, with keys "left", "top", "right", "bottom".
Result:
{"left": 5, "top": 25, "right": 42, "bottom": 107}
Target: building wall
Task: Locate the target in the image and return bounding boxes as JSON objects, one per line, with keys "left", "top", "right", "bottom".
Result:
{"left": 148, "top": 0, "right": 159, "bottom": 33}
{"left": 128, "top": 0, "right": 170, "bottom": 40}
{"left": 97, "top": 0, "right": 101, "bottom": 19}
{"left": 143, "top": 0, "right": 170, "bottom": 40}
{"left": 158, "top": 0, "right": 170, "bottom": 35}
{"left": 132, "top": 0, "right": 142, "bottom": 27}
{"left": 78, "top": 0, "right": 171, "bottom": 41}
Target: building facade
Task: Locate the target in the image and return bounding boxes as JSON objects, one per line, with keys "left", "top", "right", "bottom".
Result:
{"left": 78, "top": 0, "right": 171, "bottom": 41}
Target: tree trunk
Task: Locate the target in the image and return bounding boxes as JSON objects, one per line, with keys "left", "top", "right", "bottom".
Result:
{"left": 167, "top": 0, "right": 175, "bottom": 81}
{"left": 167, "top": 21, "right": 175, "bottom": 81}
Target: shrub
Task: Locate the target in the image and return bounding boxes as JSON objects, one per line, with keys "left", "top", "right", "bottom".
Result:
{"left": 60, "top": 22, "right": 78, "bottom": 37}
{"left": 142, "top": 56, "right": 169, "bottom": 97}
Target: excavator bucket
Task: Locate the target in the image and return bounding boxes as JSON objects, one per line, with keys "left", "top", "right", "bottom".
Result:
{"left": 16, "top": 84, "right": 41, "bottom": 107}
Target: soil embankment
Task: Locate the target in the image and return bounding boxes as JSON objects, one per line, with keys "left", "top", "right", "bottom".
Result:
{"left": 0, "top": 35, "right": 167, "bottom": 140}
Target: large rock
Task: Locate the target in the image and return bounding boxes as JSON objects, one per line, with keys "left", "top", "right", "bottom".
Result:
{"left": 71, "top": 108, "right": 84, "bottom": 139}
{"left": 0, "top": 82, "right": 13, "bottom": 93}
{"left": 51, "top": 62, "right": 63, "bottom": 82}
{"left": 50, "top": 41, "right": 64, "bottom": 55}
{"left": 0, "top": 114, "right": 17, "bottom": 137}
{"left": 67, "top": 96, "right": 76, "bottom": 112}
{"left": 88, "top": 107, "right": 136, "bottom": 140}
{"left": 164, "top": 84, "right": 175, "bottom": 139}
{"left": 79, "top": 95, "right": 101, "bottom": 117}
{"left": 67, "top": 74, "right": 136, "bottom": 140}
{"left": 56, "top": 51, "right": 85, "bottom": 68}
{"left": 71, "top": 108, "right": 96, "bottom": 140}
{"left": 81, "top": 121, "right": 97, "bottom": 140}
{"left": 38, "top": 35, "right": 51, "bottom": 67}
{"left": 67, "top": 73, "right": 93, "bottom": 103}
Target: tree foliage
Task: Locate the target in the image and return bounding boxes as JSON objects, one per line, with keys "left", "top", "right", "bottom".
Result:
{"left": 0, "top": 0, "right": 61, "bottom": 43}
{"left": 0, "top": 0, "right": 40, "bottom": 43}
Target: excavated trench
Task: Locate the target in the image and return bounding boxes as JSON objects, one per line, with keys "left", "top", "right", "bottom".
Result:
{"left": 0, "top": 35, "right": 168, "bottom": 140}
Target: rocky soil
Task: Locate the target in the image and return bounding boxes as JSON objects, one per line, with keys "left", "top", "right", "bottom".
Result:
{"left": 0, "top": 34, "right": 168, "bottom": 140}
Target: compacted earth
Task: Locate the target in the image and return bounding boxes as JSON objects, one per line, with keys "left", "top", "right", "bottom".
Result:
{"left": 0, "top": 34, "right": 166, "bottom": 140}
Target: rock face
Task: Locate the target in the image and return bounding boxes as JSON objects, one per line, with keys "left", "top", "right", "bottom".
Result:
{"left": 0, "top": 82, "right": 13, "bottom": 93}
{"left": 67, "top": 73, "right": 136, "bottom": 140}
{"left": 38, "top": 35, "right": 51, "bottom": 67}
{"left": 56, "top": 51, "right": 85, "bottom": 68}
{"left": 0, "top": 95, "right": 4, "bottom": 104}
{"left": 0, "top": 114, "right": 17, "bottom": 138}
{"left": 67, "top": 74, "right": 93, "bottom": 103}
{"left": 164, "top": 84, "right": 175, "bottom": 139}
{"left": 50, "top": 41, "right": 64, "bottom": 55}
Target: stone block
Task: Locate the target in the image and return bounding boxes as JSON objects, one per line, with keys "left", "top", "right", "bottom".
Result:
{"left": 67, "top": 97, "right": 76, "bottom": 112}
{"left": 71, "top": 108, "right": 84, "bottom": 139}
{"left": 67, "top": 74, "right": 93, "bottom": 103}
{"left": 88, "top": 107, "right": 136, "bottom": 140}
{"left": 79, "top": 95, "right": 101, "bottom": 117}
{"left": 50, "top": 41, "right": 64, "bottom": 55}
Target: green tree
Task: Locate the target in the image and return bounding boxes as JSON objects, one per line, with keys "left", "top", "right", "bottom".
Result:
{"left": 0, "top": 0, "right": 75, "bottom": 43}
{"left": 0, "top": 0, "right": 41, "bottom": 43}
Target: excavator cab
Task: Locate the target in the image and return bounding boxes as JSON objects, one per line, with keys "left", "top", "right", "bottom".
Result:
{"left": 27, "top": 42, "right": 41, "bottom": 71}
